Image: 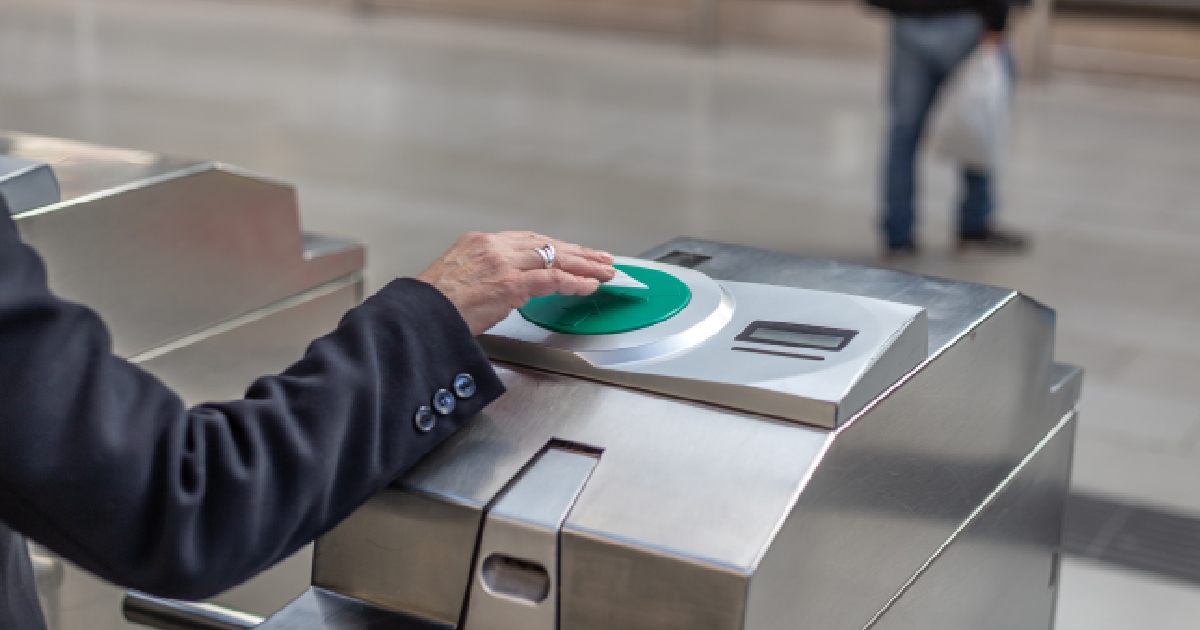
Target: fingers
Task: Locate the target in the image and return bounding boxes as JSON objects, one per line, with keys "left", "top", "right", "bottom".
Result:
{"left": 522, "top": 268, "right": 601, "bottom": 299}
{"left": 502, "top": 233, "right": 615, "bottom": 282}
{"left": 502, "top": 231, "right": 614, "bottom": 264}
{"left": 546, "top": 238, "right": 614, "bottom": 265}
{"left": 559, "top": 255, "right": 615, "bottom": 282}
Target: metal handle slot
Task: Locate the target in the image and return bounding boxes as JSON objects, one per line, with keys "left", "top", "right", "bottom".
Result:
{"left": 462, "top": 444, "right": 601, "bottom": 630}
{"left": 480, "top": 554, "right": 550, "bottom": 603}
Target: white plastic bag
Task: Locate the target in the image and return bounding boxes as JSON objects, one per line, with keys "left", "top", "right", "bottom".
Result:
{"left": 931, "top": 46, "right": 1012, "bottom": 173}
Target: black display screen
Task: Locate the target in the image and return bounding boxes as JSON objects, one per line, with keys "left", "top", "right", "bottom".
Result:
{"left": 735, "top": 321, "right": 857, "bottom": 352}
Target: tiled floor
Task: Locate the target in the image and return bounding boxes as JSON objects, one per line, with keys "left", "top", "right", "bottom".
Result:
{"left": 2, "top": 0, "right": 1200, "bottom": 627}
{"left": 1057, "top": 557, "right": 1200, "bottom": 629}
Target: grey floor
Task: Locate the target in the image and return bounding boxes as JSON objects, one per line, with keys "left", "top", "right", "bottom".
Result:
{"left": 3, "top": 0, "right": 1200, "bottom": 627}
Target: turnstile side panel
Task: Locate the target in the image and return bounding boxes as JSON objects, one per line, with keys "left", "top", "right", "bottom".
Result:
{"left": 745, "top": 294, "right": 1059, "bottom": 630}
{"left": 463, "top": 448, "right": 599, "bottom": 630}
{"left": 140, "top": 283, "right": 356, "bottom": 406}
{"left": 257, "top": 587, "right": 453, "bottom": 630}
{"left": 559, "top": 528, "right": 749, "bottom": 630}
{"left": 401, "top": 367, "right": 830, "bottom": 572}
{"left": 865, "top": 411, "right": 1076, "bottom": 630}
{"left": 0, "top": 130, "right": 200, "bottom": 202}
{"left": 313, "top": 488, "right": 484, "bottom": 627}
{"left": 319, "top": 367, "right": 829, "bottom": 625}
{"left": 15, "top": 167, "right": 359, "bottom": 358}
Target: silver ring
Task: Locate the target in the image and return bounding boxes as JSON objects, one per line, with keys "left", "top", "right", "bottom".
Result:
{"left": 535, "top": 244, "right": 556, "bottom": 269}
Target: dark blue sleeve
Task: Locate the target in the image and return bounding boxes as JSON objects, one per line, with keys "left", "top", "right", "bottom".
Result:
{"left": 0, "top": 210, "right": 505, "bottom": 600}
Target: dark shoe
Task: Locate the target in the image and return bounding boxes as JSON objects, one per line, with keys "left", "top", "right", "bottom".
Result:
{"left": 957, "top": 227, "right": 1031, "bottom": 254}
{"left": 883, "top": 242, "right": 920, "bottom": 260}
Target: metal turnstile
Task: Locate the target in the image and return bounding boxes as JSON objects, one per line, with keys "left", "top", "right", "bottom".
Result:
{"left": 1, "top": 131, "right": 365, "bottom": 630}
{"left": 281, "top": 240, "right": 1080, "bottom": 630}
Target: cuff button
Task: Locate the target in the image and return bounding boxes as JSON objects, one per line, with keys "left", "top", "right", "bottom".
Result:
{"left": 414, "top": 406, "right": 436, "bottom": 433}
{"left": 453, "top": 373, "right": 477, "bottom": 399}
{"left": 433, "top": 389, "right": 457, "bottom": 415}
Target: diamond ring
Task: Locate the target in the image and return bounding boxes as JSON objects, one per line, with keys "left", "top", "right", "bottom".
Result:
{"left": 535, "top": 244, "right": 556, "bottom": 269}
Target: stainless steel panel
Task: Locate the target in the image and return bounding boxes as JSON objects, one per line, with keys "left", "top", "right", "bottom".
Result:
{"left": 140, "top": 282, "right": 358, "bottom": 404}
{"left": 256, "top": 588, "right": 451, "bottom": 630}
{"left": 15, "top": 165, "right": 362, "bottom": 358}
{"left": 314, "top": 489, "right": 484, "bottom": 626}
{"left": 866, "top": 411, "right": 1077, "bottom": 630}
{"left": 1049, "top": 363, "right": 1084, "bottom": 424}
{"left": 463, "top": 448, "right": 598, "bottom": 630}
{"left": 123, "top": 592, "right": 263, "bottom": 630}
{"left": 314, "top": 367, "right": 831, "bottom": 625}
{"left": 744, "top": 294, "right": 1057, "bottom": 630}
{"left": 559, "top": 529, "right": 749, "bottom": 630}
{"left": 640, "top": 238, "right": 1016, "bottom": 356}
{"left": 0, "top": 130, "right": 199, "bottom": 202}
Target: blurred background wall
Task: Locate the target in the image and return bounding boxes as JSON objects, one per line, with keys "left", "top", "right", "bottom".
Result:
{"left": 227, "top": 0, "right": 1200, "bottom": 80}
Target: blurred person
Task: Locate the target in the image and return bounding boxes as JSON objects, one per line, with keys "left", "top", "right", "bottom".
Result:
{"left": 0, "top": 204, "right": 614, "bottom": 630}
{"left": 870, "top": 0, "right": 1030, "bottom": 257}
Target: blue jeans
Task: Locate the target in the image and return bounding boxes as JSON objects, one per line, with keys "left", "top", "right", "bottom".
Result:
{"left": 881, "top": 12, "right": 990, "bottom": 248}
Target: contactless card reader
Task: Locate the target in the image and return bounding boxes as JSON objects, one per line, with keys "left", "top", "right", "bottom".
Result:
{"left": 481, "top": 257, "right": 928, "bottom": 428}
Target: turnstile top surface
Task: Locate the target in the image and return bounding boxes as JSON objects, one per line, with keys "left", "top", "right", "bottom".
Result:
{"left": 642, "top": 237, "right": 1018, "bottom": 356}
{"left": 484, "top": 256, "right": 928, "bottom": 428}
{"left": 0, "top": 130, "right": 199, "bottom": 202}
{"left": 3, "top": 131, "right": 364, "bottom": 359}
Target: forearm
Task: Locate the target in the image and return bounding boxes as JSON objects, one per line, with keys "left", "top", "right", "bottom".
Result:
{"left": 0, "top": 213, "right": 502, "bottom": 598}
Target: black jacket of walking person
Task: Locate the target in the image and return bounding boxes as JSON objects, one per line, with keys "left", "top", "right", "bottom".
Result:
{"left": 868, "top": 0, "right": 1010, "bottom": 32}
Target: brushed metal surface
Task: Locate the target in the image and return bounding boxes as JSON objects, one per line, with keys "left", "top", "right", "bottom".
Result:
{"left": 463, "top": 448, "right": 598, "bottom": 630}
{"left": 257, "top": 588, "right": 450, "bottom": 630}
{"left": 313, "top": 489, "right": 484, "bottom": 626}
{"left": 641, "top": 238, "right": 1016, "bottom": 355}
{"left": 314, "top": 366, "right": 831, "bottom": 626}
{"left": 865, "top": 410, "right": 1077, "bottom": 630}
{"left": 14, "top": 165, "right": 362, "bottom": 358}
{"left": 1049, "top": 363, "right": 1084, "bottom": 424}
{"left": 123, "top": 592, "right": 262, "bottom": 630}
{"left": 0, "top": 130, "right": 198, "bottom": 202}
{"left": 743, "top": 294, "right": 1057, "bottom": 630}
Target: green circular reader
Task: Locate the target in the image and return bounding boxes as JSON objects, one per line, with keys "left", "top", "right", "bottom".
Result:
{"left": 519, "top": 264, "right": 692, "bottom": 335}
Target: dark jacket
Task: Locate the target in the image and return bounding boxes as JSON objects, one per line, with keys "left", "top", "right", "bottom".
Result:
{"left": 0, "top": 208, "right": 504, "bottom": 629}
{"left": 868, "top": 0, "right": 1009, "bottom": 32}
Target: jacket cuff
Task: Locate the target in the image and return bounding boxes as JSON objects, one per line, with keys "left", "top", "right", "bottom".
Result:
{"left": 364, "top": 277, "right": 506, "bottom": 439}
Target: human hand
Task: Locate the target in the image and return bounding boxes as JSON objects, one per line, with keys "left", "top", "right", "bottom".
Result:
{"left": 416, "top": 231, "right": 616, "bottom": 335}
